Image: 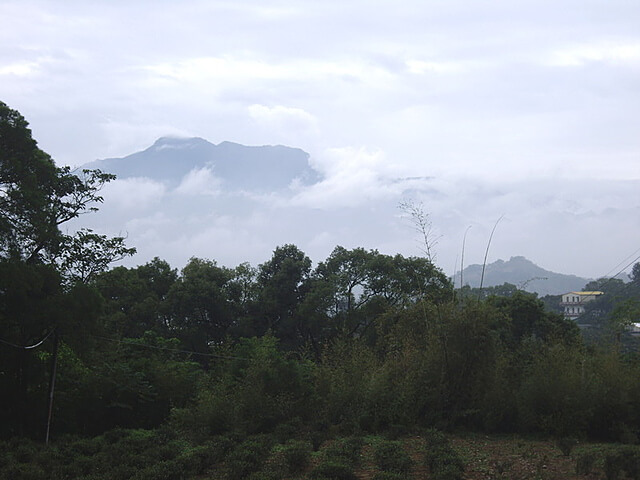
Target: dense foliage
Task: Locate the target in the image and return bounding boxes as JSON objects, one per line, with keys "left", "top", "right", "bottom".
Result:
{"left": 2, "top": 101, "right": 640, "bottom": 478}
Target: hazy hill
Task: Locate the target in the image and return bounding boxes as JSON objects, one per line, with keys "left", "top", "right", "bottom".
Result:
{"left": 82, "top": 136, "right": 320, "bottom": 191}
{"left": 454, "top": 256, "right": 591, "bottom": 296}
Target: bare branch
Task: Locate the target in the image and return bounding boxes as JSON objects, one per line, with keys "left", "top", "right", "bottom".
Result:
{"left": 399, "top": 199, "right": 441, "bottom": 263}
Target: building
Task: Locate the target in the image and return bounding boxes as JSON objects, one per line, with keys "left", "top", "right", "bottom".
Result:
{"left": 628, "top": 323, "right": 640, "bottom": 337}
{"left": 560, "top": 291, "right": 603, "bottom": 320}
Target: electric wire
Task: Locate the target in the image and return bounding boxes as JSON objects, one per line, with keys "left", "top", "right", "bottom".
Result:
{"left": 0, "top": 329, "right": 249, "bottom": 360}
{"left": 585, "top": 251, "right": 640, "bottom": 294}
{"left": 86, "top": 334, "right": 250, "bottom": 360}
{"left": 0, "top": 329, "right": 54, "bottom": 349}
{"left": 601, "top": 246, "right": 640, "bottom": 280}
{"left": 606, "top": 253, "right": 640, "bottom": 285}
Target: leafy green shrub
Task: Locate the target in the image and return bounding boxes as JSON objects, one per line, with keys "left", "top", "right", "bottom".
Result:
{"left": 205, "top": 434, "right": 235, "bottom": 463}
{"left": 246, "top": 471, "right": 281, "bottom": 480}
{"left": 225, "top": 435, "right": 275, "bottom": 480}
{"left": 178, "top": 436, "right": 234, "bottom": 473}
{"left": 0, "top": 447, "right": 8, "bottom": 469}
{"left": 385, "top": 424, "right": 409, "bottom": 440}
{"left": 2, "top": 462, "right": 47, "bottom": 480}
{"left": 310, "top": 461, "right": 358, "bottom": 480}
{"left": 280, "top": 439, "right": 312, "bottom": 474}
{"left": 373, "top": 440, "right": 413, "bottom": 474}
{"left": 516, "top": 344, "right": 588, "bottom": 438}
{"left": 424, "top": 442, "right": 450, "bottom": 470}
{"left": 259, "top": 440, "right": 312, "bottom": 479}
{"left": 323, "top": 436, "right": 364, "bottom": 466}
{"left": 102, "top": 427, "right": 131, "bottom": 444}
{"left": 69, "top": 435, "right": 105, "bottom": 456}
{"left": 576, "top": 453, "right": 596, "bottom": 475}
{"left": 274, "top": 417, "right": 305, "bottom": 443}
{"left": 107, "top": 463, "right": 139, "bottom": 480}
{"left": 372, "top": 473, "right": 407, "bottom": 480}
{"left": 53, "top": 454, "right": 97, "bottom": 478}
{"left": 171, "top": 445, "right": 211, "bottom": 476}
{"left": 604, "top": 447, "right": 640, "bottom": 480}
{"left": 155, "top": 443, "right": 179, "bottom": 461}
{"left": 100, "top": 428, "right": 159, "bottom": 467}
{"left": 605, "top": 454, "right": 622, "bottom": 480}
{"left": 556, "top": 437, "right": 578, "bottom": 456}
{"left": 131, "top": 459, "right": 186, "bottom": 480}
{"left": 310, "top": 430, "right": 329, "bottom": 451}
{"left": 169, "top": 389, "right": 234, "bottom": 440}
{"left": 423, "top": 429, "right": 447, "bottom": 447}
{"left": 423, "top": 429, "right": 464, "bottom": 480}
{"left": 432, "top": 462, "right": 466, "bottom": 480}
{"left": 12, "top": 441, "right": 38, "bottom": 464}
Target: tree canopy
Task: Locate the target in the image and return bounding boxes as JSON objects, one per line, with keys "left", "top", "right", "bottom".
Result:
{"left": 0, "top": 101, "right": 135, "bottom": 268}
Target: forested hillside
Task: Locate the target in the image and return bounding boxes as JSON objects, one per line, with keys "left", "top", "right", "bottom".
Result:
{"left": 2, "top": 101, "right": 640, "bottom": 479}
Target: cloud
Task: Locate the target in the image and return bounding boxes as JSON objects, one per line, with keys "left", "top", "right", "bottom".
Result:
{"left": 100, "top": 177, "right": 167, "bottom": 211}
{"left": 405, "top": 59, "right": 469, "bottom": 75}
{"left": 139, "top": 56, "right": 395, "bottom": 87}
{"left": 0, "top": 61, "right": 41, "bottom": 76}
{"left": 175, "top": 167, "right": 222, "bottom": 196}
{"left": 248, "top": 104, "right": 318, "bottom": 131}
{"left": 290, "top": 147, "right": 401, "bottom": 208}
{"left": 546, "top": 41, "right": 640, "bottom": 67}
{"left": 247, "top": 104, "right": 319, "bottom": 146}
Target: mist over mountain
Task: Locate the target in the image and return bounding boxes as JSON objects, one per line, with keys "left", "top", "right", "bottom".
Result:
{"left": 83, "top": 136, "right": 320, "bottom": 192}
{"left": 75, "top": 136, "right": 639, "bottom": 280}
{"left": 454, "top": 256, "right": 592, "bottom": 296}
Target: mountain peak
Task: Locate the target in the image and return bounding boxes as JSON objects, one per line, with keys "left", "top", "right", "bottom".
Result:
{"left": 82, "top": 136, "right": 320, "bottom": 192}
{"left": 456, "top": 256, "right": 591, "bottom": 296}
{"left": 150, "top": 136, "right": 211, "bottom": 151}
{"left": 507, "top": 255, "right": 536, "bottom": 266}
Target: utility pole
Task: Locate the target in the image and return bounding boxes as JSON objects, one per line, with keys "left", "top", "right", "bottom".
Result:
{"left": 45, "top": 329, "right": 59, "bottom": 445}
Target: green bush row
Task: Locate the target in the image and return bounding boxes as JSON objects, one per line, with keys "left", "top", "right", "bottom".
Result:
{"left": 423, "top": 429, "right": 465, "bottom": 480}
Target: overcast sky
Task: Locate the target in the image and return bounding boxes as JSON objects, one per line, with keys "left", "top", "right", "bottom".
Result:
{"left": 2, "top": 0, "right": 639, "bottom": 279}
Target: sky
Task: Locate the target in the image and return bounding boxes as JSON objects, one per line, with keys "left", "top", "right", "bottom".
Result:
{"left": 1, "top": 0, "right": 639, "bottom": 279}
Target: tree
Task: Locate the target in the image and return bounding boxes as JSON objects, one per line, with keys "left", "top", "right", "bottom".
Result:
{"left": 165, "top": 258, "right": 238, "bottom": 352}
{"left": 56, "top": 229, "right": 136, "bottom": 285}
{"left": 630, "top": 262, "right": 640, "bottom": 285}
{"left": 0, "top": 101, "right": 135, "bottom": 437}
{"left": 254, "top": 245, "right": 312, "bottom": 348}
{"left": 315, "top": 246, "right": 451, "bottom": 337}
{"left": 94, "top": 259, "right": 178, "bottom": 338}
{"left": 609, "top": 299, "right": 640, "bottom": 346}
{"left": 315, "top": 246, "right": 372, "bottom": 316}
{"left": 0, "top": 102, "right": 128, "bottom": 264}
{"left": 488, "top": 291, "right": 579, "bottom": 346}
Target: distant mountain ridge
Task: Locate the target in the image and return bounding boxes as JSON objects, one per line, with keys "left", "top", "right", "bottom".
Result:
{"left": 454, "top": 256, "right": 591, "bottom": 296}
{"left": 82, "top": 136, "right": 320, "bottom": 192}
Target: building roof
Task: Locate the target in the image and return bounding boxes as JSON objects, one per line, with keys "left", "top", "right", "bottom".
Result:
{"left": 564, "top": 291, "right": 604, "bottom": 296}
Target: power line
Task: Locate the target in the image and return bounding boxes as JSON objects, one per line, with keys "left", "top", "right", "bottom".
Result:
{"left": 592, "top": 252, "right": 640, "bottom": 293}
{"left": 0, "top": 329, "right": 54, "bottom": 350}
{"left": 609, "top": 254, "right": 640, "bottom": 284}
{"left": 87, "top": 334, "right": 250, "bottom": 361}
{"left": 0, "top": 328, "right": 254, "bottom": 361}
{"left": 602, "top": 247, "right": 640, "bottom": 279}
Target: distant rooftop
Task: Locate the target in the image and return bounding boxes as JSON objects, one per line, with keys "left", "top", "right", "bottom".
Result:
{"left": 566, "top": 291, "right": 603, "bottom": 296}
